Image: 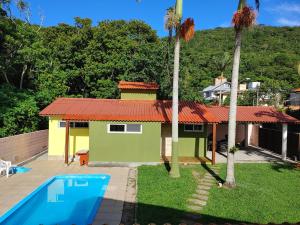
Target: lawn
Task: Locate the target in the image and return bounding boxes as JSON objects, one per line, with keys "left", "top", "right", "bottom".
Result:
{"left": 137, "top": 163, "right": 300, "bottom": 224}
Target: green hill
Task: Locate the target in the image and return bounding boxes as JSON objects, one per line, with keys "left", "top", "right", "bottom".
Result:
{"left": 1, "top": 14, "right": 300, "bottom": 136}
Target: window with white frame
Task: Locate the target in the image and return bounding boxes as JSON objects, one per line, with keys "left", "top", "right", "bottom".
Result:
{"left": 58, "top": 121, "right": 66, "bottom": 128}
{"left": 58, "top": 121, "right": 89, "bottom": 128}
{"left": 108, "top": 124, "right": 142, "bottom": 134}
{"left": 184, "top": 124, "right": 204, "bottom": 132}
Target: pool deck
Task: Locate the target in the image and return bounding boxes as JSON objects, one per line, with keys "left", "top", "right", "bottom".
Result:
{"left": 0, "top": 154, "right": 130, "bottom": 225}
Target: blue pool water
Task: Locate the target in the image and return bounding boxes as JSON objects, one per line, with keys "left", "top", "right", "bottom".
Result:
{"left": 10, "top": 166, "right": 31, "bottom": 174}
{"left": 0, "top": 174, "right": 110, "bottom": 225}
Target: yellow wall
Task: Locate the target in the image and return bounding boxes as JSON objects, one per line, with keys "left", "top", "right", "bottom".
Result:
{"left": 48, "top": 117, "right": 89, "bottom": 156}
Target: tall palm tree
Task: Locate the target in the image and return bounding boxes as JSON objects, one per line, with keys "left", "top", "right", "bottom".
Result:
{"left": 165, "top": 0, "right": 194, "bottom": 178}
{"left": 138, "top": 0, "right": 194, "bottom": 178}
{"left": 225, "top": 0, "right": 259, "bottom": 187}
{"left": 169, "top": 0, "right": 183, "bottom": 178}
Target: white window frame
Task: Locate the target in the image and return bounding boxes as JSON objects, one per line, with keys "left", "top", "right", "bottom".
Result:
{"left": 107, "top": 124, "right": 143, "bottom": 134}
{"left": 58, "top": 121, "right": 66, "bottom": 128}
{"left": 58, "top": 121, "right": 89, "bottom": 128}
{"left": 184, "top": 124, "right": 204, "bottom": 133}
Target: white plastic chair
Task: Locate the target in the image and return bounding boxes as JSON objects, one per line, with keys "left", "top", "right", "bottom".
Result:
{"left": 0, "top": 159, "right": 12, "bottom": 178}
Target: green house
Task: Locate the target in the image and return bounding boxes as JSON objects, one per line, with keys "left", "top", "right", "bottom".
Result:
{"left": 40, "top": 81, "right": 220, "bottom": 165}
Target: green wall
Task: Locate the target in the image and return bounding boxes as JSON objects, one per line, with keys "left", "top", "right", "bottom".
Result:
{"left": 178, "top": 125, "right": 207, "bottom": 157}
{"left": 89, "top": 121, "right": 161, "bottom": 162}
{"left": 120, "top": 90, "right": 157, "bottom": 100}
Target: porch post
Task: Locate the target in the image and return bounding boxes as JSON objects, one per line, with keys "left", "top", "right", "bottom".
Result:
{"left": 282, "top": 123, "right": 288, "bottom": 161}
{"left": 65, "top": 121, "right": 70, "bottom": 164}
{"left": 245, "top": 123, "right": 249, "bottom": 147}
{"left": 212, "top": 123, "right": 217, "bottom": 165}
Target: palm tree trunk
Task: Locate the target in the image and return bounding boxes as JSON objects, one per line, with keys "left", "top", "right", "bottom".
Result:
{"left": 169, "top": 31, "right": 180, "bottom": 178}
{"left": 225, "top": 29, "right": 242, "bottom": 187}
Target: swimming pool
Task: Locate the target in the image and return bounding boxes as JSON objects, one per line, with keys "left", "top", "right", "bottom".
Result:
{"left": 0, "top": 174, "right": 110, "bottom": 225}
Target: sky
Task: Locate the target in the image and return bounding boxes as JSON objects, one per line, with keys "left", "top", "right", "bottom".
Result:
{"left": 11, "top": 0, "right": 300, "bottom": 37}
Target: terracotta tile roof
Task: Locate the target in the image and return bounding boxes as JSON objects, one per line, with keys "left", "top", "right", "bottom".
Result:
{"left": 39, "top": 98, "right": 219, "bottom": 123}
{"left": 206, "top": 106, "right": 299, "bottom": 124}
{"left": 293, "top": 88, "right": 300, "bottom": 92}
{"left": 118, "top": 81, "right": 159, "bottom": 90}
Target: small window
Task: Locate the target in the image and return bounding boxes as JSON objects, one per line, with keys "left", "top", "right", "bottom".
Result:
{"left": 184, "top": 124, "right": 204, "bottom": 132}
{"left": 108, "top": 124, "right": 142, "bottom": 134}
{"left": 71, "top": 122, "right": 89, "bottom": 128}
{"left": 109, "top": 124, "right": 125, "bottom": 132}
{"left": 184, "top": 124, "right": 194, "bottom": 131}
{"left": 126, "top": 124, "right": 142, "bottom": 133}
{"left": 58, "top": 121, "right": 66, "bottom": 128}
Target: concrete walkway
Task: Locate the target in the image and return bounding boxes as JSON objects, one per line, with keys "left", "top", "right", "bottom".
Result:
{"left": 0, "top": 154, "right": 129, "bottom": 225}
{"left": 206, "top": 146, "right": 292, "bottom": 163}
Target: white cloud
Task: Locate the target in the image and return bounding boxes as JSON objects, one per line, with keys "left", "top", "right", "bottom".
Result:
{"left": 277, "top": 18, "right": 300, "bottom": 26}
{"left": 269, "top": 2, "right": 300, "bottom": 14}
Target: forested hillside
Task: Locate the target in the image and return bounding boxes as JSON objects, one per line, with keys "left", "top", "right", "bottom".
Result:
{"left": 1, "top": 13, "right": 299, "bottom": 137}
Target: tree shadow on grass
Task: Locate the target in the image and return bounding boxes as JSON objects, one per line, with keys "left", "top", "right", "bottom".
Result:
{"left": 120, "top": 198, "right": 253, "bottom": 225}
{"left": 201, "top": 163, "right": 225, "bottom": 184}
{"left": 270, "top": 161, "right": 299, "bottom": 172}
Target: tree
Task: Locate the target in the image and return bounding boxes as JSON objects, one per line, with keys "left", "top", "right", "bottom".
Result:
{"left": 168, "top": 0, "right": 195, "bottom": 178}
{"left": 212, "top": 52, "right": 231, "bottom": 105}
{"left": 225, "top": 0, "right": 259, "bottom": 188}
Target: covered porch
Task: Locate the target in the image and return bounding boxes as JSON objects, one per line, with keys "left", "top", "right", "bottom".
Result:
{"left": 205, "top": 106, "right": 299, "bottom": 164}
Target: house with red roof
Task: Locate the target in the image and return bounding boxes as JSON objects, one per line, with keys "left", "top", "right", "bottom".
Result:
{"left": 40, "top": 81, "right": 299, "bottom": 165}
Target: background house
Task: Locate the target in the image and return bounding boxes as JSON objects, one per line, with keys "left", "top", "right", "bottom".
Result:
{"left": 202, "top": 75, "right": 252, "bottom": 105}
{"left": 286, "top": 88, "right": 300, "bottom": 109}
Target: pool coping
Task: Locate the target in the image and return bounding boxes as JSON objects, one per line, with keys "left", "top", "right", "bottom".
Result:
{"left": 0, "top": 174, "right": 111, "bottom": 224}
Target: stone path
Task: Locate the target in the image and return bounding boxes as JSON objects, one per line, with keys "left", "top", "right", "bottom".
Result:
{"left": 182, "top": 165, "right": 221, "bottom": 224}
{"left": 121, "top": 167, "right": 137, "bottom": 225}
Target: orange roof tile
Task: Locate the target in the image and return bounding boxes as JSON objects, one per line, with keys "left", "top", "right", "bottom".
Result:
{"left": 206, "top": 106, "right": 299, "bottom": 124}
{"left": 40, "top": 98, "right": 219, "bottom": 123}
{"left": 118, "top": 81, "right": 159, "bottom": 90}
{"left": 293, "top": 88, "right": 300, "bottom": 92}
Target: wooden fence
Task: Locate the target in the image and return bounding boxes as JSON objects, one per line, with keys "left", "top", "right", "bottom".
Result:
{"left": 0, "top": 130, "right": 48, "bottom": 164}
{"left": 259, "top": 128, "right": 300, "bottom": 160}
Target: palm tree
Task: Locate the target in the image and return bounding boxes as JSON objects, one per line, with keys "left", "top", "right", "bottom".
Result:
{"left": 169, "top": 0, "right": 183, "bottom": 178}
{"left": 138, "top": 0, "right": 194, "bottom": 178}
{"left": 165, "top": 0, "right": 194, "bottom": 178}
{"left": 225, "top": 0, "right": 259, "bottom": 188}
{"left": 212, "top": 52, "right": 231, "bottom": 105}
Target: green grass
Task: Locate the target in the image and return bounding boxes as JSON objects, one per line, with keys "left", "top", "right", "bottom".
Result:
{"left": 137, "top": 165, "right": 205, "bottom": 224}
{"left": 137, "top": 163, "right": 300, "bottom": 224}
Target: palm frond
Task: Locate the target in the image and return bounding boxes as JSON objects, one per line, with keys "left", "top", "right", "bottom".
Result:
{"left": 180, "top": 18, "right": 195, "bottom": 42}
{"left": 232, "top": 6, "right": 256, "bottom": 30}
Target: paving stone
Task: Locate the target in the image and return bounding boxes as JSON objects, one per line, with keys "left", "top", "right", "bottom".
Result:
{"left": 196, "top": 189, "right": 209, "bottom": 195}
{"left": 197, "top": 185, "right": 211, "bottom": 190}
{"left": 187, "top": 205, "right": 203, "bottom": 211}
{"left": 199, "top": 181, "right": 213, "bottom": 186}
{"left": 188, "top": 199, "right": 207, "bottom": 206}
{"left": 192, "top": 194, "right": 209, "bottom": 201}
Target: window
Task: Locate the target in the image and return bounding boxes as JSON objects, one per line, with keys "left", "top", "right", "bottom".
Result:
{"left": 184, "top": 124, "right": 204, "bottom": 132}
{"left": 109, "top": 124, "right": 125, "bottom": 132}
{"left": 58, "top": 121, "right": 89, "bottom": 128}
{"left": 108, "top": 124, "right": 142, "bottom": 134}
{"left": 58, "top": 121, "right": 66, "bottom": 128}
{"left": 71, "top": 122, "right": 89, "bottom": 128}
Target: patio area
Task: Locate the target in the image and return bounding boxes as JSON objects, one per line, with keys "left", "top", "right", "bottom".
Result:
{"left": 0, "top": 154, "right": 130, "bottom": 225}
{"left": 206, "top": 145, "right": 294, "bottom": 163}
